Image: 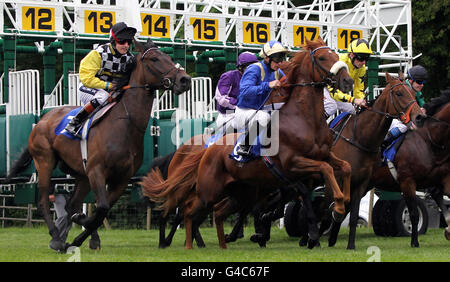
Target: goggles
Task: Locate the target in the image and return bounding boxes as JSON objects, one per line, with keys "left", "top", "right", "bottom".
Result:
{"left": 270, "top": 53, "right": 286, "bottom": 63}
{"left": 413, "top": 79, "right": 426, "bottom": 85}
{"left": 116, "top": 39, "right": 133, "bottom": 45}
{"left": 354, "top": 53, "right": 370, "bottom": 62}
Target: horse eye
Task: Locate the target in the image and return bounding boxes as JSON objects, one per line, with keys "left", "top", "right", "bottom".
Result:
{"left": 319, "top": 56, "right": 326, "bottom": 61}
{"left": 396, "top": 91, "right": 403, "bottom": 97}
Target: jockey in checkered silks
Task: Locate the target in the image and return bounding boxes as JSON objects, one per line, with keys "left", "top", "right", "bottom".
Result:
{"left": 64, "top": 22, "right": 137, "bottom": 137}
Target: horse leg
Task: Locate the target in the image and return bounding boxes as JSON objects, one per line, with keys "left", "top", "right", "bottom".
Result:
{"left": 290, "top": 156, "right": 345, "bottom": 221}
{"left": 225, "top": 211, "right": 247, "bottom": 243}
{"left": 183, "top": 197, "right": 203, "bottom": 250}
{"left": 400, "top": 179, "right": 420, "bottom": 247}
{"left": 441, "top": 175, "right": 450, "bottom": 240}
{"left": 293, "top": 182, "right": 320, "bottom": 249}
{"left": 34, "top": 157, "right": 65, "bottom": 252}
{"left": 346, "top": 184, "right": 367, "bottom": 250}
{"left": 69, "top": 170, "right": 111, "bottom": 248}
{"left": 192, "top": 209, "right": 207, "bottom": 248}
{"left": 158, "top": 212, "right": 172, "bottom": 248}
{"left": 213, "top": 197, "right": 239, "bottom": 249}
{"left": 328, "top": 152, "right": 352, "bottom": 204}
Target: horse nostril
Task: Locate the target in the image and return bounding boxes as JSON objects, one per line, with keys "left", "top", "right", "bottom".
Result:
{"left": 180, "top": 76, "right": 191, "bottom": 87}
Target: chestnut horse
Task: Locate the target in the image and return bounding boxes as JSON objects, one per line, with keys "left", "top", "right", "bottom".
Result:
{"left": 370, "top": 102, "right": 450, "bottom": 246}
{"left": 144, "top": 38, "right": 354, "bottom": 249}
{"left": 7, "top": 39, "right": 191, "bottom": 251}
{"left": 142, "top": 61, "right": 295, "bottom": 248}
{"left": 325, "top": 72, "right": 426, "bottom": 249}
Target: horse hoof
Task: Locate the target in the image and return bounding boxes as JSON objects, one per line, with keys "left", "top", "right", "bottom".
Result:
{"left": 71, "top": 213, "right": 86, "bottom": 225}
{"left": 307, "top": 239, "right": 320, "bottom": 249}
{"left": 49, "top": 239, "right": 66, "bottom": 253}
{"left": 411, "top": 242, "right": 420, "bottom": 248}
{"left": 332, "top": 210, "right": 345, "bottom": 223}
{"left": 225, "top": 234, "right": 236, "bottom": 243}
{"left": 89, "top": 238, "right": 101, "bottom": 250}
{"left": 445, "top": 229, "right": 450, "bottom": 240}
{"left": 299, "top": 237, "right": 308, "bottom": 247}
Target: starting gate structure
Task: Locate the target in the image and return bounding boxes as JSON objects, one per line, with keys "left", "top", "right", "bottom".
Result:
{"left": 0, "top": 0, "right": 417, "bottom": 217}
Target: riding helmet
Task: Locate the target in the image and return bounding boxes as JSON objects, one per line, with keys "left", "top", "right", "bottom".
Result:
{"left": 259, "top": 40, "right": 288, "bottom": 58}
{"left": 348, "top": 38, "right": 373, "bottom": 55}
{"left": 407, "top": 65, "right": 428, "bottom": 82}
{"left": 110, "top": 22, "right": 137, "bottom": 43}
{"left": 236, "top": 52, "right": 258, "bottom": 68}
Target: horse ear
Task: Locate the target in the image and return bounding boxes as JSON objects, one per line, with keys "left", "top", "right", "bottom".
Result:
{"left": 385, "top": 72, "right": 394, "bottom": 83}
{"left": 145, "top": 38, "right": 157, "bottom": 48}
{"left": 398, "top": 70, "right": 405, "bottom": 81}
{"left": 134, "top": 39, "right": 145, "bottom": 52}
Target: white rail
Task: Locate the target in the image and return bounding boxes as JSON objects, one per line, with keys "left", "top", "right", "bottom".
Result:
{"left": 8, "top": 70, "right": 40, "bottom": 116}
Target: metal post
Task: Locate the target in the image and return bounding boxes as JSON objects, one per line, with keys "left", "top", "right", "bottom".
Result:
{"left": 3, "top": 35, "right": 16, "bottom": 103}
{"left": 62, "top": 37, "right": 75, "bottom": 105}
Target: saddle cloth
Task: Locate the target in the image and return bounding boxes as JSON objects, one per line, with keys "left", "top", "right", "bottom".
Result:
{"left": 203, "top": 129, "right": 263, "bottom": 163}
{"left": 382, "top": 134, "right": 405, "bottom": 164}
{"left": 54, "top": 102, "right": 116, "bottom": 140}
{"left": 329, "top": 112, "right": 351, "bottom": 129}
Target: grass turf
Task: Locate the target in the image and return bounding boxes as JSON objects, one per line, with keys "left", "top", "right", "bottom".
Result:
{"left": 0, "top": 225, "right": 448, "bottom": 262}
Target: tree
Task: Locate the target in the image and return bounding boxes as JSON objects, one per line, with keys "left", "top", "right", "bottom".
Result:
{"left": 411, "top": 0, "right": 449, "bottom": 99}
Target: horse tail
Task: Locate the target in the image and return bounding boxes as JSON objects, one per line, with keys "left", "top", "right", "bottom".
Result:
{"left": 149, "top": 151, "right": 175, "bottom": 179}
{"left": 140, "top": 149, "right": 206, "bottom": 217}
{"left": 6, "top": 148, "right": 33, "bottom": 180}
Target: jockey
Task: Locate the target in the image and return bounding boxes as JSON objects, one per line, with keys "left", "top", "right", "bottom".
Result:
{"left": 324, "top": 38, "right": 372, "bottom": 117}
{"left": 235, "top": 40, "right": 288, "bottom": 156}
{"left": 383, "top": 65, "right": 429, "bottom": 148}
{"left": 215, "top": 52, "right": 258, "bottom": 133}
{"left": 64, "top": 22, "right": 137, "bottom": 137}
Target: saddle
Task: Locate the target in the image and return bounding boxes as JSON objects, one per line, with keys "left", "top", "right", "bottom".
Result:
{"left": 382, "top": 134, "right": 406, "bottom": 181}
{"left": 55, "top": 102, "right": 116, "bottom": 140}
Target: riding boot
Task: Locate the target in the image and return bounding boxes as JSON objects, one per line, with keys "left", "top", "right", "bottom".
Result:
{"left": 381, "top": 128, "right": 401, "bottom": 151}
{"left": 64, "top": 99, "right": 100, "bottom": 138}
{"left": 237, "top": 120, "right": 266, "bottom": 156}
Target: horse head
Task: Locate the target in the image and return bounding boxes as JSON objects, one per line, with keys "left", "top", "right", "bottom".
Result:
{"left": 384, "top": 72, "right": 426, "bottom": 129}
{"left": 287, "top": 37, "right": 353, "bottom": 93}
{"left": 134, "top": 39, "right": 191, "bottom": 95}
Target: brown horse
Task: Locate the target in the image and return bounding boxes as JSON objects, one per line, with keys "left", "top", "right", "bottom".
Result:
{"left": 7, "top": 39, "right": 191, "bottom": 251}
{"left": 370, "top": 102, "right": 450, "bottom": 246}
{"left": 141, "top": 61, "right": 295, "bottom": 248}
{"left": 326, "top": 72, "right": 426, "bottom": 249}
{"left": 144, "top": 38, "right": 354, "bottom": 249}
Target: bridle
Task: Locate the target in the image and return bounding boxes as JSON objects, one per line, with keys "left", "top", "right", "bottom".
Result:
{"left": 331, "top": 80, "right": 421, "bottom": 153}
{"left": 284, "top": 46, "right": 348, "bottom": 89}
{"left": 126, "top": 47, "right": 184, "bottom": 92}
{"left": 362, "top": 81, "right": 419, "bottom": 124}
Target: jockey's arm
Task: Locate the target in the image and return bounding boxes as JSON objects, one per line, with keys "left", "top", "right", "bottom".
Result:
{"left": 79, "top": 50, "right": 113, "bottom": 91}
{"left": 239, "top": 65, "right": 270, "bottom": 99}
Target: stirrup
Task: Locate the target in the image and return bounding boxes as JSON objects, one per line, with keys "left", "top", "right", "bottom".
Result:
{"left": 236, "top": 145, "right": 252, "bottom": 156}
{"left": 65, "top": 122, "right": 82, "bottom": 138}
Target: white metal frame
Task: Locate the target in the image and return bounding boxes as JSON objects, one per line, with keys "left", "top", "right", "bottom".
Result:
{"left": 8, "top": 69, "right": 40, "bottom": 116}
{"left": 0, "top": 0, "right": 415, "bottom": 73}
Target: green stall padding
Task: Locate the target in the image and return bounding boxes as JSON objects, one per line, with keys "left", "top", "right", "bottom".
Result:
{"left": 179, "top": 118, "right": 207, "bottom": 145}
{"left": 14, "top": 183, "right": 38, "bottom": 204}
{"left": 156, "top": 118, "right": 177, "bottom": 157}
{"left": 9, "top": 114, "right": 37, "bottom": 177}
{"left": 0, "top": 115, "right": 6, "bottom": 177}
{"left": 134, "top": 118, "right": 156, "bottom": 177}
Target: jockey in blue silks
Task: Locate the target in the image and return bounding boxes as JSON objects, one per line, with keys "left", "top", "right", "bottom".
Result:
{"left": 235, "top": 40, "right": 288, "bottom": 156}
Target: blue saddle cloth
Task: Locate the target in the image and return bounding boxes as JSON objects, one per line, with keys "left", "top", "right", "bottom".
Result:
{"left": 54, "top": 107, "right": 93, "bottom": 140}
{"left": 382, "top": 135, "right": 403, "bottom": 164}
{"left": 204, "top": 128, "right": 263, "bottom": 163}
{"left": 228, "top": 131, "right": 263, "bottom": 163}
{"left": 329, "top": 112, "right": 351, "bottom": 129}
